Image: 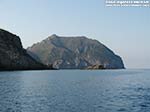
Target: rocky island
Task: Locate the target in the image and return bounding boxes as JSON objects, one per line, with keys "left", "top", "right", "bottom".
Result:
{"left": 27, "top": 34, "right": 125, "bottom": 69}
{"left": 0, "top": 29, "right": 52, "bottom": 70}
{"left": 0, "top": 29, "right": 124, "bottom": 70}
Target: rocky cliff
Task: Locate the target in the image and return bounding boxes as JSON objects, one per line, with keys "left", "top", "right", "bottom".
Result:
{"left": 27, "top": 34, "right": 125, "bottom": 69}
{"left": 0, "top": 29, "right": 51, "bottom": 70}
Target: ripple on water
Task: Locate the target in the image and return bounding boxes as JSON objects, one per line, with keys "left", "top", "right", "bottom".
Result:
{"left": 0, "top": 70, "right": 150, "bottom": 112}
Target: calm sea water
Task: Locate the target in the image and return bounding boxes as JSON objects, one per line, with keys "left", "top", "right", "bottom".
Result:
{"left": 0, "top": 69, "right": 150, "bottom": 112}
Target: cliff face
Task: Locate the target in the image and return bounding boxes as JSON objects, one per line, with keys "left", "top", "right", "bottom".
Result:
{"left": 0, "top": 29, "right": 50, "bottom": 70}
{"left": 27, "top": 34, "right": 125, "bottom": 69}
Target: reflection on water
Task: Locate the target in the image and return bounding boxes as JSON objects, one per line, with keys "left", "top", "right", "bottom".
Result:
{"left": 0, "top": 69, "right": 150, "bottom": 112}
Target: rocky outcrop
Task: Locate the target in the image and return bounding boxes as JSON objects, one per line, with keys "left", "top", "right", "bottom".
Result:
{"left": 27, "top": 34, "right": 125, "bottom": 69}
{"left": 0, "top": 29, "right": 52, "bottom": 70}
{"left": 85, "top": 65, "right": 105, "bottom": 70}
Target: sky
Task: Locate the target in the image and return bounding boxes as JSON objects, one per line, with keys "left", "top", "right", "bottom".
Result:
{"left": 0, "top": 0, "right": 149, "bottom": 68}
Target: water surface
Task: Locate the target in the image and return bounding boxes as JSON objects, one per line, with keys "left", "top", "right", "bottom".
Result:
{"left": 0, "top": 69, "right": 150, "bottom": 112}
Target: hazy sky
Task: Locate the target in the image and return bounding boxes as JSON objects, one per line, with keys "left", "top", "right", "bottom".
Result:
{"left": 0, "top": 0, "right": 149, "bottom": 68}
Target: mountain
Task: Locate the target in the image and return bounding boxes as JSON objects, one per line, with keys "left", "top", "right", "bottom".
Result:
{"left": 0, "top": 29, "right": 52, "bottom": 70}
{"left": 27, "top": 34, "right": 125, "bottom": 69}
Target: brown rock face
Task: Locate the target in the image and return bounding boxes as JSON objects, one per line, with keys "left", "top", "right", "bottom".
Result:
{"left": 0, "top": 29, "right": 51, "bottom": 70}
{"left": 86, "top": 65, "right": 105, "bottom": 70}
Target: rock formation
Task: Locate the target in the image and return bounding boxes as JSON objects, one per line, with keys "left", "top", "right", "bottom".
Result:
{"left": 0, "top": 29, "right": 52, "bottom": 70}
{"left": 27, "top": 34, "right": 125, "bottom": 69}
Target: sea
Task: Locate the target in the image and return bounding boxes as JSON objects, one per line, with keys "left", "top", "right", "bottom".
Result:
{"left": 0, "top": 69, "right": 150, "bottom": 112}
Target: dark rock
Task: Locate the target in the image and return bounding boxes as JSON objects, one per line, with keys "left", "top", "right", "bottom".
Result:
{"left": 85, "top": 65, "right": 105, "bottom": 70}
{"left": 27, "top": 34, "right": 125, "bottom": 69}
{"left": 0, "top": 29, "right": 53, "bottom": 70}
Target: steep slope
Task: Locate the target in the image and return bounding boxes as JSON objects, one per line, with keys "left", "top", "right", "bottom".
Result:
{"left": 27, "top": 34, "right": 125, "bottom": 69}
{"left": 0, "top": 29, "right": 51, "bottom": 70}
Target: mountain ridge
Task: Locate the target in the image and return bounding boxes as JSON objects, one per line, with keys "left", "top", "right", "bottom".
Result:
{"left": 27, "top": 34, "right": 125, "bottom": 69}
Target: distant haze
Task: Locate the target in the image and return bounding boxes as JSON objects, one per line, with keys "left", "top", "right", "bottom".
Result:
{"left": 0, "top": 0, "right": 149, "bottom": 68}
